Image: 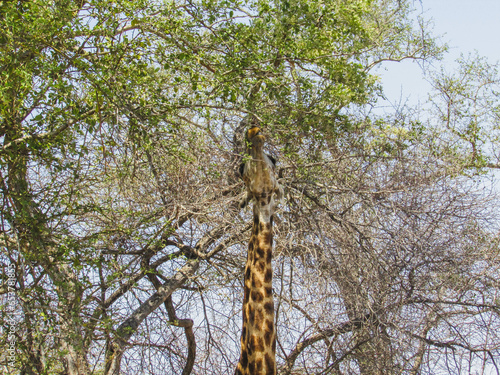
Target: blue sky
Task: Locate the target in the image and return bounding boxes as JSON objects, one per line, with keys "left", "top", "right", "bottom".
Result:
{"left": 378, "top": 0, "right": 500, "bottom": 106}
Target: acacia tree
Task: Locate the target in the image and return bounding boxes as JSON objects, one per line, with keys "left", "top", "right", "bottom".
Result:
{"left": 1, "top": 0, "right": 499, "bottom": 374}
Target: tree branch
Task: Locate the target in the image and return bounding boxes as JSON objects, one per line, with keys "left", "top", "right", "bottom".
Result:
{"left": 0, "top": 109, "right": 96, "bottom": 155}
{"left": 280, "top": 313, "right": 372, "bottom": 375}
{"left": 104, "top": 259, "right": 199, "bottom": 375}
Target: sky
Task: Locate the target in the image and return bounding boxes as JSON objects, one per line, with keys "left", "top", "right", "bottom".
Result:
{"left": 378, "top": 0, "right": 500, "bottom": 107}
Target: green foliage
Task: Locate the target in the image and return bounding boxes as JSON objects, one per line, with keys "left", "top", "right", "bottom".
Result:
{"left": 428, "top": 53, "right": 500, "bottom": 172}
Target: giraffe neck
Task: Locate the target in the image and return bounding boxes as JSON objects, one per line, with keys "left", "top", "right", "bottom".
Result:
{"left": 235, "top": 197, "right": 276, "bottom": 375}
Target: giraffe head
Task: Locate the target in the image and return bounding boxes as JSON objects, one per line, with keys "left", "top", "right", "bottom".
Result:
{"left": 246, "top": 125, "right": 266, "bottom": 148}
{"left": 239, "top": 126, "right": 283, "bottom": 213}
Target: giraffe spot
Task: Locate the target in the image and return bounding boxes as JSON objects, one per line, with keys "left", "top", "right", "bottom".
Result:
{"left": 265, "top": 353, "right": 275, "bottom": 374}
{"left": 266, "top": 319, "right": 274, "bottom": 331}
{"left": 265, "top": 222, "right": 272, "bottom": 231}
{"left": 241, "top": 350, "right": 248, "bottom": 368}
{"left": 248, "top": 306, "right": 255, "bottom": 325}
{"left": 256, "top": 246, "right": 265, "bottom": 259}
{"left": 253, "top": 215, "right": 259, "bottom": 227}
{"left": 266, "top": 245, "right": 273, "bottom": 258}
{"left": 249, "top": 362, "right": 255, "bottom": 374}
{"left": 262, "top": 232, "right": 272, "bottom": 246}
{"left": 264, "top": 301, "right": 274, "bottom": 316}
{"left": 265, "top": 286, "right": 273, "bottom": 297}
{"left": 245, "top": 267, "right": 251, "bottom": 280}
{"left": 251, "top": 335, "right": 265, "bottom": 353}
{"left": 264, "top": 320, "right": 274, "bottom": 347}
{"left": 251, "top": 290, "right": 264, "bottom": 303}
{"left": 254, "top": 308, "right": 264, "bottom": 329}
{"left": 241, "top": 326, "right": 247, "bottom": 342}
{"left": 264, "top": 268, "right": 272, "bottom": 284}
{"left": 256, "top": 357, "right": 264, "bottom": 371}
{"left": 248, "top": 241, "right": 254, "bottom": 251}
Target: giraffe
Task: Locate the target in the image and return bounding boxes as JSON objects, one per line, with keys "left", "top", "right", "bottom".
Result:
{"left": 235, "top": 125, "right": 282, "bottom": 375}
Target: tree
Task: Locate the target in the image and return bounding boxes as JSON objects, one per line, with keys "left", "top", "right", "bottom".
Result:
{"left": 1, "top": 0, "right": 498, "bottom": 374}
{"left": 428, "top": 53, "right": 500, "bottom": 171}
